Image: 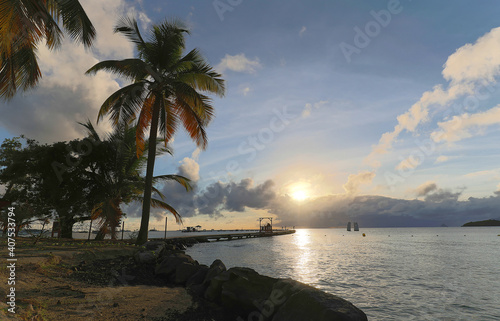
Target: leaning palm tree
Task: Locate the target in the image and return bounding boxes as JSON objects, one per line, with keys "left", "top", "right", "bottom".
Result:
{"left": 81, "top": 121, "right": 191, "bottom": 240}
{"left": 0, "top": 0, "right": 95, "bottom": 100}
{"left": 86, "top": 17, "right": 224, "bottom": 244}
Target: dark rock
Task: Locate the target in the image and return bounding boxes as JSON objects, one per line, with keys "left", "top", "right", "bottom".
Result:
{"left": 143, "top": 240, "right": 166, "bottom": 251}
{"left": 204, "top": 259, "right": 226, "bottom": 283}
{"left": 134, "top": 251, "right": 156, "bottom": 265}
{"left": 219, "top": 267, "right": 278, "bottom": 318}
{"left": 204, "top": 271, "right": 231, "bottom": 302}
{"left": 174, "top": 262, "right": 201, "bottom": 285}
{"left": 155, "top": 253, "right": 197, "bottom": 277}
{"left": 270, "top": 279, "right": 368, "bottom": 321}
{"left": 186, "top": 265, "right": 209, "bottom": 288}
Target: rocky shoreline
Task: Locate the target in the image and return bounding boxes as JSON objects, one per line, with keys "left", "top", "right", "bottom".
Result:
{"left": 125, "top": 238, "right": 368, "bottom": 321}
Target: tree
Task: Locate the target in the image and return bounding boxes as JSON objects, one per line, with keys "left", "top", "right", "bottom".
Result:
{"left": 0, "top": 0, "right": 95, "bottom": 100}
{"left": 86, "top": 17, "right": 225, "bottom": 244}
{"left": 0, "top": 136, "right": 94, "bottom": 238}
{"left": 81, "top": 121, "right": 191, "bottom": 240}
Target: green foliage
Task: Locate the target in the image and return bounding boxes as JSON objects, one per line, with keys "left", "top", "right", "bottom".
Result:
{"left": 87, "top": 16, "right": 225, "bottom": 244}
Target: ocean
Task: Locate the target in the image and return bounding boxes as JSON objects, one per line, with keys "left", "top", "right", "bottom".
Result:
{"left": 184, "top": 227, "right": 500, "bottom": 321}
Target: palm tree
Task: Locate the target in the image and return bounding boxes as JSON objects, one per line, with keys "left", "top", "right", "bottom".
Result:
{"left": 0, "top": 0, "right": 95, "bottom": 100}
{"left": 81, "top": 121, "right": 192, "bottom": 240}
{"left": 86, "top": 17, "right": 224, "bottom": 244}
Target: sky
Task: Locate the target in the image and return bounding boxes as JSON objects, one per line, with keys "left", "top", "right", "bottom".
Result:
{"left": 2, "top": 0, "right": 500, "bottom": 230}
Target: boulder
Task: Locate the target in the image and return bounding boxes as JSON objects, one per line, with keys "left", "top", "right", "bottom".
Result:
{"left": 186, "top": 265, "right": 209, "bottom": 288}
{"left": 155, "top": 253, "right": 197, "bottom": 277}
{"left": 204, "top": 259, "right": 226, "bottom": 283}
{"left": 143, "top": 240, "right": 166, "bottom": 251}
{"left": 134, "top": 251, "right": 156, "bottom": 265}
{"left": 220, "top": 267, "right": 279, "bottom": 317}
{"left": 270, "top": 279, "right": 367, "bottom": 321}
{"left": 174, "top": 262, "right": 202, "bottom": 285}
{"left": 204, "top": 270, "right": 231, "bottom": 302}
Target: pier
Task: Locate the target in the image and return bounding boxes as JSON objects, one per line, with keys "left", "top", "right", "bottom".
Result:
{"left": 152, "top": 229, "right": 295, "bottom": 243}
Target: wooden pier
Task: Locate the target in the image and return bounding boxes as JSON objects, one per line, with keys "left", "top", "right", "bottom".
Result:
{"left": 152, "top": 229, "right": 295, "bottom": 243}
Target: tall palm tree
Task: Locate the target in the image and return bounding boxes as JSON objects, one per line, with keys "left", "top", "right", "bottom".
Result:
{"left": 81, "top": 121, "right": 192, "bottom": 240}
{"left": 86, "top": 17, "right": 224, "bottom": 244}
{"left": 0, "top": 0, "right": 95, "bottom": 99}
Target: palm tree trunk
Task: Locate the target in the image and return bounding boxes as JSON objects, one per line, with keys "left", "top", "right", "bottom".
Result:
{"left": 136, "top": 98, "right": 161, "bottom": 245}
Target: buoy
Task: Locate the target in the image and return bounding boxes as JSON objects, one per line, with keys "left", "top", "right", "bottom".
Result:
{"left": 362, "top": 233, "right": 366, "bottom": 237}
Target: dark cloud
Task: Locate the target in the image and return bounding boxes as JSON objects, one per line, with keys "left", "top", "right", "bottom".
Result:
{"left": 415, "top": 182, "right": 438, "bottom": 197}
{"left": 123, "top": 159, "right": 500, "bottom": 228}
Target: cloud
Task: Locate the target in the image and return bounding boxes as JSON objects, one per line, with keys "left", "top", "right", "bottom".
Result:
{"left": 442, "top": 27, "right": 500, "bottom": 83}
{"left": 299, "top": 26, "right": 307, "bottom": 37}
{"left": 178, "top": 157, "right": 200, "bottom": 182}
{"left": 343, "top": 171, "right": 376, "bottom": 195}
{"left": 239, "top": 86, "right": 252, "bottom": 96}
{"left": 216, "top": 53, "right": 262, "bottom": 74}
{"left": 301, "top": 101, "right": 329, "bottom": 118}
{"left": 272, "top": 189, "right": 499, "bottom": 228}
{"left": 435, "top": 156, "right": 449, "bottom": 164}
{"left": 431, "top": 105, "right": 500, "bottom": 143}
{"left": 415, "top": 181, "right": 438, "bottom": 197}
{"left": 365, "top": 27, "right": 500, "bottom": 168}
{"left": 395, "top": 155, "right": 423, "bottom": 171}
{"left": 0, "top": 0, "right": 143, "bottom": 143}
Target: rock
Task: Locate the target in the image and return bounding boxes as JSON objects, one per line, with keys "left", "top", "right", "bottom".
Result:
{"left": 271, "top": 279, "right": 367, "bottom": 321}
{"left": 219, "top": 267, "right": 278, "bottom": 318}
{"left": 186, "top": 265, "right": 209, "bottom": 288}
{"left": 204, "top": 271, "right": 231, "bottom": 302}
{"left": 174, "top": 262, "right": 201, "bottom": 285}
{"left": 204, "top": 259, "right": 226, "bottom": 282}
{"left": 134, "top": 251, "right": 156, "bottom": 264}
{"left": 143, "top": 240, "right": 165, "bottom": 251}
{"left": 155, "top": 253, "right": 197, "bottom": 277}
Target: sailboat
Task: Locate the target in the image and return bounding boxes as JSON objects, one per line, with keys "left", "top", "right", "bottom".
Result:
{"left": 347, "top": 222, "right": 351, "bottom": 231}
{"left": 354, "top": 222, "right": 359, "bottom": 231}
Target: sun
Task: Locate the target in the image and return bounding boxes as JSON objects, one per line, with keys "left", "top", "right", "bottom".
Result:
{"left": 291, "top": 190, "right": 309, "bottom": 201}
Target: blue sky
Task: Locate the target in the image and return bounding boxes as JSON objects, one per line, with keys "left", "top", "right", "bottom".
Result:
{"left": 3, "top": 0, "right": 500, "bottom": 229}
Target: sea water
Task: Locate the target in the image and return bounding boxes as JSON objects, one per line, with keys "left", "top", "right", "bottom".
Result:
{"left": 185, "top": 227, "right": 500, "bottom": 321}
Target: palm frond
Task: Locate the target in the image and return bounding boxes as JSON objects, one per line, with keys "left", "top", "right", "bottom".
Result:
{"left": 53, "top": 0, "right": 96, "bottom": 47}
{"left": 86, "top": 59, "right": 154, "bottom": 82}
{"left": 150, "top": 198, "right": 182, "bottom": 223}
{"left": 153, "top": 174, "right": 192, "bottom": 191}
{"left": 95, "top": 82, "right": 147, "bottom": 125}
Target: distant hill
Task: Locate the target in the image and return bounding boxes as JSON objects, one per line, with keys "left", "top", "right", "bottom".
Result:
{"left": 462, "top": 219, "right": 500, "bottom": 227}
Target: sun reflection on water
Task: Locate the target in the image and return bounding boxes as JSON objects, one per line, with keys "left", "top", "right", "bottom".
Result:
{"left": 291, "top": 229, "right": 318, "bottom": 285}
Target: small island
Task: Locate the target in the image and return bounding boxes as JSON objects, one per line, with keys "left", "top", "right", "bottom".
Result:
{"left": 462, "top": 219, "right": 500, "bottom": 227}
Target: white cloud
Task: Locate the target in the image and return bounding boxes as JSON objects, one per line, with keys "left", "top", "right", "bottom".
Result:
{"left": 216, "top": 53, "right": 262, "bottom": 74}
{"left": 0, "top": 0, "right": 144, "bottom": 143}
{"left": 431, "top": 105, "right": 500, "bottom": 143}
{"left": 343, "top": 171, "right": 375, "bottom": 195}
{"left": 239, "top": 86, "right": 252, "bottom": 96}
{"left": 464, "top": 169, "right": 500, "bottom": 178}
{"left": 365, "top": 27, "right": 500, "bottom": 168}
{"left": 299, "top": 26, "right": 307, "bottom": 37}
{"left": 301, "top": 101, "right": 329, "bottom": 118}
{"left": 443, "top": 27, "right": 500, "bottom": 83}
{"left": 178, "top": 157, "right": 200, "bottom": 182}
{"left": 435, "top": 156, "right": 449, "bottom": 164}
{"left": 395, "top": 155, "right": 422, "bottom": 171}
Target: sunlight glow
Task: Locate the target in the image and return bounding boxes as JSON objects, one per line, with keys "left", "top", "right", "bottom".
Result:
{"left": 291, "top": 190, "right": 309, "bottom": 201}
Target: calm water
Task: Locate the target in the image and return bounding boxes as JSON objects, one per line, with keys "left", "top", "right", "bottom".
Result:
{"left": 185, "top": 227, "right": 500, "bottom": 321}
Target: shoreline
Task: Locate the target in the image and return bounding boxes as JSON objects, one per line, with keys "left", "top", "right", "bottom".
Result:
{"left": 0, "top": 237, "right": 367, "bottom": 320}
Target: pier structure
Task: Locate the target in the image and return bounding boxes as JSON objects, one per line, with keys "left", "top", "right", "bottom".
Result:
{"left": 153, "top": 229, "right": 295, "bottom": 243}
